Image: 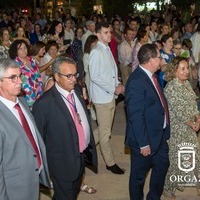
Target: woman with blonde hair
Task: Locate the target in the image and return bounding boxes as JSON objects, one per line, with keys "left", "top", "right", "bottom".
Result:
{"left": 163, "top": 57, "right": 200, "bottom": 199}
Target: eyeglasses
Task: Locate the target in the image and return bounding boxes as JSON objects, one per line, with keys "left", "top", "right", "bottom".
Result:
{"left": 57, "top": 72, "right": 79, "bottom": 79}
{"left": 2, "top": 74, "right": 23, "bottom": 83}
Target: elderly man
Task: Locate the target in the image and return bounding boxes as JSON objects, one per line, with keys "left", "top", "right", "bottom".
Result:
{"left": 32, "top": 56, "right": 97, "bottom": 200}
{"left": 81, "top": 20, "right": 96, "bottom": 51}
{"left": 125, "top": 44, "right": 170, "bottom": 200}
{"left": 0, "top": 58, "right": 50, "bottom": 200}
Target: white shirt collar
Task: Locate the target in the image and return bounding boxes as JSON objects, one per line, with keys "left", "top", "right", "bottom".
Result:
{"left": 55, "top": 82, "right": 75, "bottom": 97}
{"left": 0, "top": 96, "right": 19, "bottom": 109}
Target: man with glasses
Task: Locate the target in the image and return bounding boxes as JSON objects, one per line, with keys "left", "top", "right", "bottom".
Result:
{"left": 0, "top": 58, "right": 51, "bottom": 200}
{"left": 32, "top": 56, "right": 97, "bottom": 200}
{"left": 125, "top": 44, "right": 170, "bottom": 200}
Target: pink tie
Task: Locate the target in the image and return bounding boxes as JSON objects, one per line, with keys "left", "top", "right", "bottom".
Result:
{"left": 68, "top": 93, "right": 86, "bottom": 152}
{"left": 14, "top": 103, "right": 41, "bottom": 168}
{"left": 152, "top": 74, "right": 169, "bottom": 125}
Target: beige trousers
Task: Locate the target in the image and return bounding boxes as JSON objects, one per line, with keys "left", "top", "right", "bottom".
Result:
{"left": 94, "top": 98, "right": 116, "bottom": 166}
{"left": 119, "top": 63, "right": 132, "bottom": 86}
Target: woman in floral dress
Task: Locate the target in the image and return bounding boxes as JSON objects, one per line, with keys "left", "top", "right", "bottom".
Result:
{"left": 9, "top": 39, "right": 43, "bottom": 108}
{"left": 163, "top": 57, "right": 200, "bottom": 199}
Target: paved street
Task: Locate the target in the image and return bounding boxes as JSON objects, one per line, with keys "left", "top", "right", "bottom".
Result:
{"left": 39, "top": 101, "right": 200, "bottom": 200}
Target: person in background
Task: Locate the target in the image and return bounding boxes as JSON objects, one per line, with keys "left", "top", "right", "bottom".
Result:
{"left": 125, "top": 43, "right": 170, "bottom": 200}
{"left": 110, "top": 18, "right": 123, "bottom": 64}
{"left": 172, "top": 40, "right": 182, "bottom": 57}
{"left": 83, "top": 34, "right": 98, "bottom": 121}
{"left": 118, "top": 27, "right": 135, "bottom": 86}
{"left": 30, "top": 41, "right": 55, "bottom": 84}
{"left": 158, "top": 34, "right": 175, "bottom": 88}
{"left": 0, "top": 58, "right": 51, "bottom": 200}
{"left": 163, "top": 57, "right": 200, "bottom": 198}
{"left": 72, "top": 27, "right": 85, "bottom": 81}
{"left": 0, "top": 27, "right": 12, "bottom": 58}
{"left": 30, "top": 23, "right": 43, "bottom": 45}
{"left": 180, "top": 38, "right": 192, "bottom": 59}
{"left": 171, "top": 28, "right": 181, "bottom": 42}
{"left": 181, "top": 23, "right": 193, "bottom": 42}
{"left": 158, "top": 23, "right": 170, "bottom": 40}
{"left": 39, "top": 40, "right": 59, "bottom": 84}
{"left": 81, "top": 20, "right": 96, "bottom": 51}
{"left": 149, "top": 20, "right": 158, "bottom": 43}
{"left": 9, "top": 39, "right": 43, "bottom": 108}
{"left": 13, "top": 26, "right": 30, "bottom": 45}
{"left": 132, "top": 29, "right": 149, "bottom": 72}
{"left": 190, "top": 23, "right": 200, "bottom": 64}
{"left": 42, "top": 20, "right": 67, "bottom": 54}
{"left": 32, "top": 56, "right": 97, "bottom": 200}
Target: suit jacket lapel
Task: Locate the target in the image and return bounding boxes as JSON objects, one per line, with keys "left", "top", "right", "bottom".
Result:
{"left": 0, "top": 99, "right": 35, "bottom": 152}
{"left": 51, "top": 86, "right": 76, "bottom": 128}
{"left": 137, "top": 67, "right": 162, "bottom": 100}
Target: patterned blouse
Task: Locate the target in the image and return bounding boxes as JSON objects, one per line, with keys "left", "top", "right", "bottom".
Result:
{"left": 15, "top": 56, "right": 43, "bottom": 107}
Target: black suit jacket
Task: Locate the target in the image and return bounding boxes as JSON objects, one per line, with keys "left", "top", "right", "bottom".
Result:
{"left": 32, "top": 85, "right": 97, "bottom": 181}
{"left": 125, "top": 67, "right": 170, "bottom": 153}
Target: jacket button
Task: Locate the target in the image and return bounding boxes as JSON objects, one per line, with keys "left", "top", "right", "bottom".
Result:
{"left": 34, "top": 154, "right": 37, "bottom": 157}
{"left": 35, "top": 169, "right": 39, "bottom": 171}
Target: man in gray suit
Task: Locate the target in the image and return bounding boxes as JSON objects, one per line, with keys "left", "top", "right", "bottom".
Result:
{"left": 0, "top": 58, "right": 51, "bottom": 200}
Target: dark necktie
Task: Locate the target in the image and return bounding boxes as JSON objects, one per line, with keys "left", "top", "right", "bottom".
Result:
{"left": 67, "top": 93, "right": 86, "bottom": 152}
{"left": 152, "top": 74, "right": 169, "bottom": 125}
{"left": 14, "top": 103, "right": 41, "bottom": 168}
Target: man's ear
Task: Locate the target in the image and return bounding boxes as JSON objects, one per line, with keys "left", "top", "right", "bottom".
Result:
{"left": 54, "top": 73, "right": 59, "bottom": 82}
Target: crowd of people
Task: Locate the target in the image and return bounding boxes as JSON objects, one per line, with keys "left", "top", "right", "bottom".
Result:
{"left": 0, "top": 4, "right": 200, "bottom": 200}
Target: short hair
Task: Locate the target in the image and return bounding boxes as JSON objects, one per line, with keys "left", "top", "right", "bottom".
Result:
{"left": 182, "top": 38, "right": 192, "bottom": 49}
{"left": 173, "top": 39, "right": 181, "bottom": 46}
{"left": 136, "top": 29, "right": 147, "bottom": 42}
{"left": 137, "top": 43, "right": 158, "bottom": 65}
{"left": 9, "top": 39, "right": 30, "bottom": 59}
{"left": 124, "top": 27, "right": 134, "bottom": 35}
{"left": 112, "top": 18, "right": 120, "bottom": 26}
{"left": 0, "top": 58, "right": 19, "bottom": 80}
{"left": 95, "top": 22, "right": 109, "bottom": 33}
{"left": 30, "top": 41, "right": 45, "bottom": 56}
{"left": 52, "top": 56, "right": 76, "bottom": 75}
{"left": 165, "top": 57, "right": 188, "bottom": 82}
{"left": 161, "top": 34, "right": 171, "bottom": 44}
{"left": 45, "top": 40, "right": 59, "bottom": 52}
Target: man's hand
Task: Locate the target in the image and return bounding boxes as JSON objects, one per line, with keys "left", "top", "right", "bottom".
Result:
{"left": 115, "top": 84, "right": 124, "bottom": 95}
{"left": 140, "top": 146, "right": 151, "bottom": 157}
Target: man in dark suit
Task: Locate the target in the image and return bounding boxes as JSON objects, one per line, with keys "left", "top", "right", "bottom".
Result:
{"left": 0, "top": 58, "right": 50, "bottom": 200}
{"left": 32, "top": 56, "right": 97, "bottom": 200}
{"left": 125, "top": 44, "right": 170, "bottom": 200}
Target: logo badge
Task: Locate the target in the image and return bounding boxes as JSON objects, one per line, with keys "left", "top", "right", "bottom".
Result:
{"left": 178, "top": 143, "right": 196, "bottom": 173}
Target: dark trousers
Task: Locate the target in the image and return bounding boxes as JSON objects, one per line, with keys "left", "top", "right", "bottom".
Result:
{"left": 52, "top": 154, "right": 85, "bottom": 200}
{"left": 129, "top": 141, "right": 169, "bottom": 200}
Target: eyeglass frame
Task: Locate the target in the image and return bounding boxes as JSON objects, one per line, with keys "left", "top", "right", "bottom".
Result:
{"left": 1, "top": 74, "right": 23, "bottom": 83}
{"left": 56, "top": 72, "right": 79, "bottom": 79}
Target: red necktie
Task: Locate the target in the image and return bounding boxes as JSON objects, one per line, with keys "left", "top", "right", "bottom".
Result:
{"left": 68, "top": 93, "right": 86, "bottom": 152}
{"left": 14, "top": 103, "right": 41, "bottom": 168}
{"left": 152, "top": 74, "right": 169, "bottom": 125}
